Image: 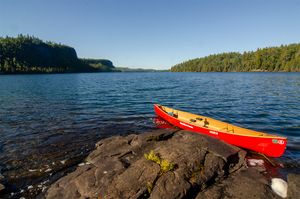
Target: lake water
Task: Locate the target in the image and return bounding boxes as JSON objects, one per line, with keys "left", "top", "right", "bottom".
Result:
{"left": 0, "top": 72, "right": 300, "bottom": 197}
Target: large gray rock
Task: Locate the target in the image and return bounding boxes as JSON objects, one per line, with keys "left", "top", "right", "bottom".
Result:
{"left": 287, "top": 173, "right": 300, "bottom": 199}
{"left": 45, "top": 129, "right": 248, "bottom": 199}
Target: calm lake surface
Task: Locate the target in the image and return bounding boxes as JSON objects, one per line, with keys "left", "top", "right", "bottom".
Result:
{"left": 0, "top": 72, "right": 300, "bottom": 196}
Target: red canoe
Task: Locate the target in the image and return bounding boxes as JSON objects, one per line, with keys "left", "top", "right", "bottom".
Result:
{"left": 154, "top": 104, "right": 287, "bottom": 157}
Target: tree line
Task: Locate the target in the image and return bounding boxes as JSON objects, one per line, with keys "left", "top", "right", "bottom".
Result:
{"left": 171, "top": 43, "right": 300, "bottom": 72}
{"left": 0, "top": 35, "right": 115, "bottom": 74}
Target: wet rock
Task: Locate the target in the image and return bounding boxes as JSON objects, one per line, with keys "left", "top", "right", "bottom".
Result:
{"left": 287, "top": 173, "right": 300, "bottom": 199}
{"left": 45, "top": 129, "right": 248, "bottom": 199}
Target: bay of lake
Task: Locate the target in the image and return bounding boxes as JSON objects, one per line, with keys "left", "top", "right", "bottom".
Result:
{"left": 0, "top": 72, "right": 299, "bottom": 196}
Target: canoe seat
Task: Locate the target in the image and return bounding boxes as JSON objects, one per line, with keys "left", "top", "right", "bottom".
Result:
{"left": 228, "top": 128, "right": 234, "bottom": 133}
{"left": 220, "top": 127, "right": 229, "bottom": 131}
{"left": 220, "top": 125, "right": 234, "bottom": 133}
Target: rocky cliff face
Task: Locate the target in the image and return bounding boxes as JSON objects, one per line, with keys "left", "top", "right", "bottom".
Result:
{"left": 45, "top": 129, "right": 282, "bottom": 199}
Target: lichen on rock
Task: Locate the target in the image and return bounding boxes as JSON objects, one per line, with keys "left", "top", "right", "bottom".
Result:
{"left": 144, "top": 150, "right": 176, "bottom": 173}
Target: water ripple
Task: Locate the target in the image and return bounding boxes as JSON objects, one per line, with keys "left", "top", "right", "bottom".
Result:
{"left": 0, "top": 72, "right": 299, "bottom": 196}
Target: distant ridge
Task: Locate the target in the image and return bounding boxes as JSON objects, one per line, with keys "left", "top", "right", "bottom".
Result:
{"left": 0, "top": 35, "right": 115, "bottom": 74}
{"left": 171, "top": 43, "right": 300, "bottom": 72}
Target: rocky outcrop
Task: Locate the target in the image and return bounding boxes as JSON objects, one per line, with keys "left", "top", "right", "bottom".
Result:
{"left": 45, "top": 129, "right": 277, "bottom": 199}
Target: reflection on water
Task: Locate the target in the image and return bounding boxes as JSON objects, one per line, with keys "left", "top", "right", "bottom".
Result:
{"left": 0, "top": 72, "right": 299, "bottom": 197}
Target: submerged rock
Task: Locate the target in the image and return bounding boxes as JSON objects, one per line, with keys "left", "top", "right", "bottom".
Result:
{"left": 45, "top": 129, "right": 278, "bottom": 199}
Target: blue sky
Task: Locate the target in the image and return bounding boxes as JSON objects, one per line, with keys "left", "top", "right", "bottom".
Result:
{"left": 0, "top": 0, "right": 300, "bottom": 69}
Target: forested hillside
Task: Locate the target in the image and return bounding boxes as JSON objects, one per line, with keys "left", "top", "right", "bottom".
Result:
{"left": 0, "top": 35, "right": 115, "bottom": 74}
{"left": 80, "top": 58, "right": 116, "bottom": 72}
{"left": 171, "top": 44, "right": 300, "bottom": 72}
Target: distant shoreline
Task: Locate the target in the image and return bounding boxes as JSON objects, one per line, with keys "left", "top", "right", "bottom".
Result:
{"left": 1, "top": 70, "right": 299, "bottom": 75}
{"left": 0, "top": 70, "right": 169, "bottom": 75}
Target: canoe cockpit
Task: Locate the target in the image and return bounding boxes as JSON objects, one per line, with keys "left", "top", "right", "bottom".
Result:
{"left": 157, "top": 105, "right": 281, "bottom": 138}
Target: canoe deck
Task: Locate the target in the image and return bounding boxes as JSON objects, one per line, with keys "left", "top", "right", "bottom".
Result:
{"left": 154, "top": 104, "right": 287, "bottom": 157}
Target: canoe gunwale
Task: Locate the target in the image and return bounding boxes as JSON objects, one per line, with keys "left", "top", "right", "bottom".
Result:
{"left": 155, "top": 104, "right": 286, "bottom": 139}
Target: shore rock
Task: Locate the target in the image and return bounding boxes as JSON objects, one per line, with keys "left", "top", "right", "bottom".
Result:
{"left": 45, "top": 129, "right": 276, "bottom": 199}
{"left": 287, "top": 173, "right": 300, "bottom": 199}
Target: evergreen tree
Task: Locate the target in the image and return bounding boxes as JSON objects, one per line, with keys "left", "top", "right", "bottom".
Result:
{"left": 171, "top": 43, "right": 300, "bottom": 72}
{"left": 0, "top": 35, "right": 115, "bottom": 74}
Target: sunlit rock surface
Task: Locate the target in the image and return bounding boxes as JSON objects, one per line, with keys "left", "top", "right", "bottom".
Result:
{"left": 45, "top": 129, "right": 282, "bottom": 199}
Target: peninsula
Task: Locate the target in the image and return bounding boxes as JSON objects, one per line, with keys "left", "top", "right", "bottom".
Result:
{"left": 0, "top": 35, "right": 116, "bottom": 74}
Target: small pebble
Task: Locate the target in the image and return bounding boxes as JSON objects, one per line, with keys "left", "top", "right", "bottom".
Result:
{"left": 27, "top": 185, "right": 33, "bottom": 190}
{"left": 78, "top": 163, "right": 85, "bottom": 166}
{"left": 42, "top": 180, "right": 49, "bottom": 185}
{"left": 45, "top": 168, "right": 52, "bottom": 172}
{"left": 42, "top": 186, "right": 47, "bottom": 192}
{"left": 60, "top": 160, "right": 66, "bottom": 164}
{"left": 247, "top": 159, "right": 264, "bottom": 166}
{"left": 103, "top": 171, "right": 108, "bottom": 174}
